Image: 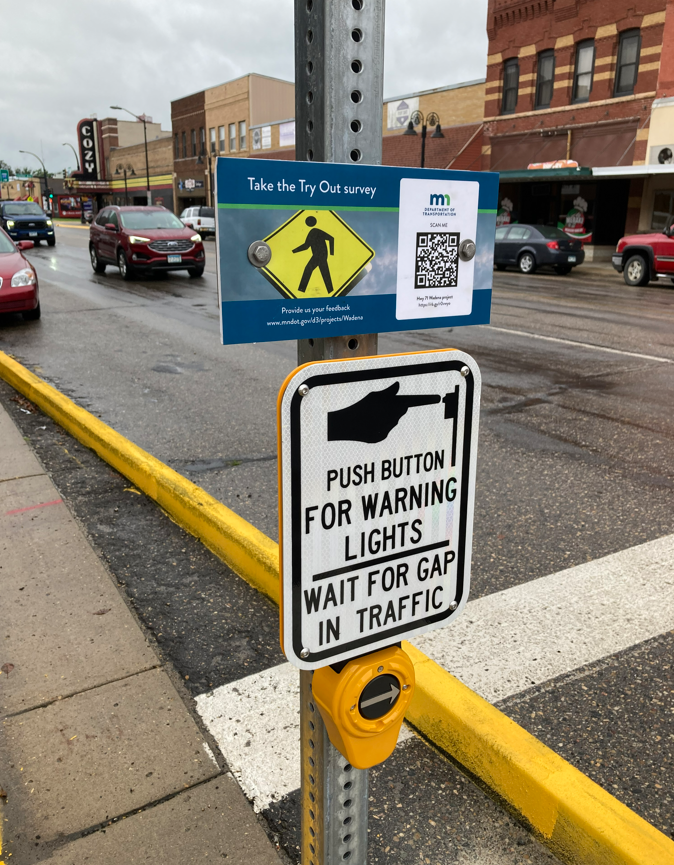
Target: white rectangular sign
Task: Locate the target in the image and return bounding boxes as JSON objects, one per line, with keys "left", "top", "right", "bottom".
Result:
{"left": 278, "top": 349, "right": 480, "bottom": 669}
{"left": 396, "top": 178, "right": 479, "bottom": 321}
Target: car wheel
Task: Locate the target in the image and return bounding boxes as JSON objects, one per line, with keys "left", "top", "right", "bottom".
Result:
{"left": 518, "top": 252, "right": 536, "bottom": 274}
{"left": 623, "top": 254, "right": 649, "bottom": 286}
{"left": 495, "top": 264, "right": 506, "bottom": 271}
{"left": 47, "top": 237, "right": 56, "bottom": 247}
{"left": 554, "top": 266, "right": 571, "bottom": 275}
{"left": 22, "top": 302, "right": 41, "bottom": 321}
{"left": 117, "top": 249, "right": 135, "bottom": 281}
{"left": 90, "top": 245, "right": 106, "bottom": 273}
{"left": 188, "top": 267, "right": 205, "bottom": 278}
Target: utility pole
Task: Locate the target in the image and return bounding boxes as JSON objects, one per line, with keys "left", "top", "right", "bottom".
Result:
{"left": 294, "top": 1, "right": 385, "bottom": 862}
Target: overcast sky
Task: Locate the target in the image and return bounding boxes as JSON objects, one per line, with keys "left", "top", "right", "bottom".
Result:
{"left": 0, "top": 0, "right": 488, "bottom": 174}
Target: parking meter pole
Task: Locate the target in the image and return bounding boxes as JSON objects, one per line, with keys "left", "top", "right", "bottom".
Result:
{"left": 294, "top": 1, "right": 385, "bottom": 862}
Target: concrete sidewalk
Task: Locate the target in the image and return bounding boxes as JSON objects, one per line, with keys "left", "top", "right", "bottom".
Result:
{"left": 0, "top": 402, "right": 283, "bottom": 864}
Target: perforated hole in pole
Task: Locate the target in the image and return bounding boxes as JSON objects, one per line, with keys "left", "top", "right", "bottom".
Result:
{"left": 349, "top": 149, "right": 361, "bottom": 162}
{"left": 351, "top": 59, "right": 362, "bottom": 73}
{"left": 350, "top": 119, "right": 362, "bottom": 133}
{"left": 351, "top": 28, "right": 363, "bottom": 42}
{"left": 352, "top": 0, "right": 363, "bottom": 8}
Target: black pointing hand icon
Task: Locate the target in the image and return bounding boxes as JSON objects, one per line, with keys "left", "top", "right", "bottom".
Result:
{"left": 328, "top": 382, "right": 441, "bottom": 443}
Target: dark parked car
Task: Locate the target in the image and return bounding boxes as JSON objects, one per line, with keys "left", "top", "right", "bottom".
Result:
{"left": 494, "top": 224, "right": 584, "bottom": 275}
{"left": 89, "top": 206, "right": 205, "bottom": 280}
{"left": 0, "top": 201, "right": 55, "bottom": 246}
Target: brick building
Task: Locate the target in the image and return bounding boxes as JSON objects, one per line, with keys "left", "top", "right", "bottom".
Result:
{"left": 482, "top": 0, "right": 674, "bottom": 252}
{"left": 171, "top": 89, "right": 207, "bottom": 212}
{"left": 171, "top": 75, "right": 295, "bottom": 211}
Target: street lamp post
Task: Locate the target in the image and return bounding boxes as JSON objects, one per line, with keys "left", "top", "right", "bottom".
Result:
{"left": 18, "top": 149, "right": 50, "bottom": 209}
{"left": 403, "top": 111, "right": 444, "bottom": 168}
{"left": 115, "top": 165, "right": 136, "bottom": 206}
{"left": 111, "top": 105, "right": 151, "bottom": 205}
{"left": 62, "top": 142, "right": 80, "bottom": 172}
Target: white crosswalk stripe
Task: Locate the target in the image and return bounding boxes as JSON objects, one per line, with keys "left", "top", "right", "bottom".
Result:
{"left": 196, "top": 533, "right": 674, "bottom": 812}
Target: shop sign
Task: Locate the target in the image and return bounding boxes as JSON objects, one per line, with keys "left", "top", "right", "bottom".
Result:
{"left": 559, "top": 195, "right": 592, "bottom": 242}
{"left": 496, "top": 197, "right": 513, "bottom": 227}
{"left": 279, "top": 121, "right": 296, "bottom": 148}
{"left": 179, "top": 179, "right": 205, "bottom": 191}
{"left": 386, "top": 97, "right": 419, "bottom": 131}
{"left": 78, "top": 119, "right": 100, "bottom": 181}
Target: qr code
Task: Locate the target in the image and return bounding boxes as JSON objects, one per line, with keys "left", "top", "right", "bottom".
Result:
{"left": 415, "top": 232, "right": 459, "bottom": 289}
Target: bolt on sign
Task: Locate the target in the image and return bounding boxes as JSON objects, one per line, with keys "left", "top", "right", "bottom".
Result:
{"left": 278, "top": 349, "right": 481, "bottom": 669}
{"left": 214, "top": 157, "right": 498, "bottom": 345}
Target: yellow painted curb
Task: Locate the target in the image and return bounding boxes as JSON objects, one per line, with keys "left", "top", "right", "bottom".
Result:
{"left": 1, "top": 351, "right": 672, "bottom": 865}
{"left": 402, "top": 641, "right": 674, "bottom": 865}
{"left": 0, "top": 351, "right": 279, "bottom": 605}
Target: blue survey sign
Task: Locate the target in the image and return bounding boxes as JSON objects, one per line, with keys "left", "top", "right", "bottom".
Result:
{"left": 215, "top": 157, "right": 498, "bottom": 345}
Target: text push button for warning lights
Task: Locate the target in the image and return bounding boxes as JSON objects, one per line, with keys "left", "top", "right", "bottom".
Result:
{"left": 278, "top": 347, "right": 481, "bottom": 670}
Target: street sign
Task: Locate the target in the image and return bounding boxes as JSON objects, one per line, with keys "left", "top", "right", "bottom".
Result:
{"left": 215, "top": 157, "right": 498, "bottom": 345}
{"left": 0, "top": 169, "right": 8, "bottom": 183}
{"left": 257, "top": 209, "right": 374, "bottom": 300}
{"left": 278, "top": 348, "right": 481, "bottom": 669}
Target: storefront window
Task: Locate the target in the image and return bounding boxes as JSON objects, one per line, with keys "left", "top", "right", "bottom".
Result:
{"left": 651, "top": 191, "right": 674, "bottom": 231}
{"left": 573, "top": 41, "right": 595, "bottom": 103}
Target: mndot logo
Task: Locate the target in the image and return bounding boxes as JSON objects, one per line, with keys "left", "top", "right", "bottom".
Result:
{"left": 430, "top": 193, "right": 451, "bottom": 206}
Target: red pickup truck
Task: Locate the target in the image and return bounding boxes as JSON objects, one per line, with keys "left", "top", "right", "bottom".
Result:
{"left": 612, "top": 222, "right": 674, "bottom": 286}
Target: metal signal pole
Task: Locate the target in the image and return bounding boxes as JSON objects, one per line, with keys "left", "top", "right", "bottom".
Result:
{"left": 294, "top": 1, "right": 385, "bottom": 862}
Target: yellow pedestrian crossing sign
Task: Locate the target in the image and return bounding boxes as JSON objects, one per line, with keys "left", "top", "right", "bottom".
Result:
{"left": 259, "top": 209, "right": 375, "bottom": 300}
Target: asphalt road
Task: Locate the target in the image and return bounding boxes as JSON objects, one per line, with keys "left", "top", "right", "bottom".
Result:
{"left": 1, "top": 224, "right": 673, "bottom": 860}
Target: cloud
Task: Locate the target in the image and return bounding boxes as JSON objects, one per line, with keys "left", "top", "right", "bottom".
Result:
{"left": 0, "top": 0, "right": 487, "bottom": 173}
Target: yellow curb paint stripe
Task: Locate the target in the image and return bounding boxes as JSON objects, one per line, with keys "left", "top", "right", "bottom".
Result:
{"left": 0, "top": 351, "right": 279, "bottom": 605}
{"left": 1, "top": 350, "right": 672, "bottom": 865}
{"left": 402, "top": 641, "right": 674, "bottom": 864}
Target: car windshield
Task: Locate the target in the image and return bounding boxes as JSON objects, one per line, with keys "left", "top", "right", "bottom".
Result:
{"left": 119, "top": 211, "right": 185, "bottom": 230}
{"left": 535, "top": 225, "right": 570, "bottom": 240}
{"left": 200, "top": 207, "right": 215, "bottom": 218}
{"left": 3, "top": 203, "right": 45, "bottom": 217}
{"left": 0, "top": 233, "right": 16, "bottom": 253}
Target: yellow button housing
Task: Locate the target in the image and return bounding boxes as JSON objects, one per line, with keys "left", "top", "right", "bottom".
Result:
{"left": 311, "top": 645, "right": 415, "bottom": 769}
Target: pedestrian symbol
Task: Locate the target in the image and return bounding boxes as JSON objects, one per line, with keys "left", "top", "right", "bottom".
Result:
{"left": 258, "top": 209, "right": 374, "bottom": 300}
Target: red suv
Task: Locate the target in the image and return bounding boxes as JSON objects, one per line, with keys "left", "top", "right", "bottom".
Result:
{"left": 89, "top": 206, "right": 205, "bottom": 280}
{"left": 612, "top": 219, "right": 674, "bottom": 286}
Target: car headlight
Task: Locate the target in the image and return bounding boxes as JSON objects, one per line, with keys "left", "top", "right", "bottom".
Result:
{"left": 129, "top": 235, "right": 151, "bottom": 244}
{"left": 190, "top": 234, "right": 201, "bottom": 243}
{"left": 11, "top": 268, "right": 37, "bottom": 287}
{"left": 6, "top": 220, "right": 15, "bottom": 228}
{"left": 46, "top": 219, "right": 53, "bottom": 226}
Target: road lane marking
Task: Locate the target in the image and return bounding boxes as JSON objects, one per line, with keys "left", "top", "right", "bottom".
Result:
{"left": 196, "top": 533, "right": 674, "bottom": 810}
{"left": 480, "top": 325, "right": 674, "bottom": 363}
{"left": 414, "top": 532, "right": 674, "bottom": 703}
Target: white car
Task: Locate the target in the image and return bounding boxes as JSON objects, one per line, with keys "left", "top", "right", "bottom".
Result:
{"left": 180, "top": 206, "right": 215, "bottom": 238}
